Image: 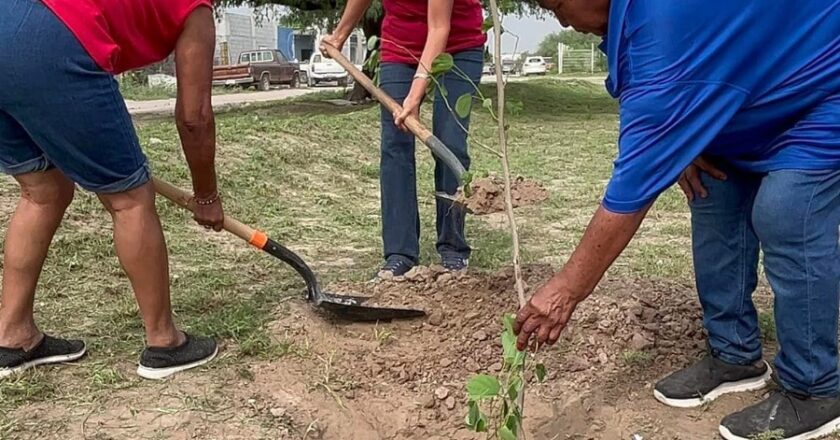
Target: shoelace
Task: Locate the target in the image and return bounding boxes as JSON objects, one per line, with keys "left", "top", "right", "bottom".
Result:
{"left": 382, "top": 259, "right": 408, "bottom": 272}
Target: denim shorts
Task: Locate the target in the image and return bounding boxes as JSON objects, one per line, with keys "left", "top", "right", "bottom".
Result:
{"left": 0, "top": 0, "right": 149, "bottom": 193}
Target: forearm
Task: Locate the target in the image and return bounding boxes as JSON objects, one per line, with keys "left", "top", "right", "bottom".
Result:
{"left": 417, "top": 27, "right": 450, "bottom": 75}
{"left": 176, "top": 110, "right": 217, "bottom": 197}
{"left": 333, "top": 0, "right": 372, "bottom": 38}
{"left": 547, "top": 204, "right": 650, "bottom": 300}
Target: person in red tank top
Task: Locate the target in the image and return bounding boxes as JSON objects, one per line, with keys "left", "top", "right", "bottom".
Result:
{"left": 0, "top": 0, "right": 221, "bottom": 380}
{"left": 324, "top": 0, "right": 487, "bottom": 277}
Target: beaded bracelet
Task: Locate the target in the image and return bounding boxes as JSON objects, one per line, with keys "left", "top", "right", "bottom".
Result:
{"left": 194, "top": 192, "right": 219, "bottom": 206}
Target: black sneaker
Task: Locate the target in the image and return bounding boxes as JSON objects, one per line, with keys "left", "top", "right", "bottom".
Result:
{"left": 376, "top": 256, "right": 414, "bottom": 279}
{"left": 720, "top": 390, "right": 840, "bottom": 440}
{"left": 137, "top": 333, "right": 218, "bottom": 380}
{"left": 654, "top": 354, "right": 771, "bottom": 408}
{"left": 441, "top": 255, "right": 469, "bottom": 272}
{"left": 0, "top": 335, "right": 86, "bottom": 379}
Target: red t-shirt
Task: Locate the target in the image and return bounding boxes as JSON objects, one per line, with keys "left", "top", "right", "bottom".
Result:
{"left": 42, "top": 0, "right": 212, "bottom": 74}
{"left": 381, "top": 0, "right": 487, "bottom": 64}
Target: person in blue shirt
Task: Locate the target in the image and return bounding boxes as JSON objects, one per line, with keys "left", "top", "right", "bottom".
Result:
{"left": 515, "top": 1, "right": 840, "bottom": 438}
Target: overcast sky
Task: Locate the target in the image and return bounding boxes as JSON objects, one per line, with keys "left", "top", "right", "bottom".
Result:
{"left": 490, "top": 13, "right": 565, "bottom": 54}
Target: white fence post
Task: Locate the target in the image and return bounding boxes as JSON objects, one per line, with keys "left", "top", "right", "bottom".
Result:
{"left": 558, "top": 43, "right": 565, "bottom": 74}
{"left": 590, "top": 43, "right": 595, "bottom": 73}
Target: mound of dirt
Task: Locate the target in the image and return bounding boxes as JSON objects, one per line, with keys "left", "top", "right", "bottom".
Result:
{"left": 259, "top": 265, "right": 714, "bottom": 439}
{"left": 460, "top": 176, "right": 549, "bottom": 215}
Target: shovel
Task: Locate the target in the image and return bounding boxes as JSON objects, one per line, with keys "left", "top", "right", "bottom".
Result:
{"left": 321, "top": 44, "right": 468, "bottom": 205}
{"left": 153, "top": 177, "right": 427, "bottom": 322}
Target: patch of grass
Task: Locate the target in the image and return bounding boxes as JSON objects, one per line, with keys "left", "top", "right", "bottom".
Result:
{"left": 750, "top": 429, "right": 786, "bottom": 440}
{"left": 373, "top": 325, "right": 394, "bottom": 348}
{"left": 0, "top": 371, "right": 56, "bottom": 410}
{"left": 622, "top": 350, "right": 653, "bottom": 367}
{"left": 759, "top": 310, "right": 777, "bottom": 343}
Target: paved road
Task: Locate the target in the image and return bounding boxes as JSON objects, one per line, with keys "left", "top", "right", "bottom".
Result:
{"left": 126, "top": 76, "right": 607, "bottom": 117}
{"left": 126, "top": 85, "right": 342, "bottom": 117}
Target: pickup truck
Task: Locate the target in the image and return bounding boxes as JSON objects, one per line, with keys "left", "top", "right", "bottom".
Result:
{"left": 303, "top": 53, "right": 350, "bottom": 87}
{"left": 213, "top": 50, "right": 303, "bottom": 91}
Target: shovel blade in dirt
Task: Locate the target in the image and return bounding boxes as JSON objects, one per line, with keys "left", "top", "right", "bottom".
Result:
{"left": 153, "top": 177, "right": 427, "bottom": 322}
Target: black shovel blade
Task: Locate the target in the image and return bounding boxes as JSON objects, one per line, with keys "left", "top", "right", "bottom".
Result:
{"left": 315, "top": 296, "right": 427, "bottom": 322}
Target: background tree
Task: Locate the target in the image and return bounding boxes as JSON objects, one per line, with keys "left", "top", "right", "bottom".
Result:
{"left": 536, "top": 30, "right": 601, "bottom": 58}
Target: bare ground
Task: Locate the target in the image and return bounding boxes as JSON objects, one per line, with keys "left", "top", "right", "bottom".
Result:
{"left": 8, "top": 266, "right": 784, "bottom": 440}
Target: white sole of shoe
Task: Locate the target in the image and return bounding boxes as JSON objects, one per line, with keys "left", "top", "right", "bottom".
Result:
{"left": 720, "top": 415, "right": 840, "bottom": 440}
{"left": 653, "top": 361, "right": 773, "bottom": 408}
{"left": 136, "top": 345, "right": 219, "bottom": 380}
{"left": 0, "top": 346, "right": 87, "bottom": 379}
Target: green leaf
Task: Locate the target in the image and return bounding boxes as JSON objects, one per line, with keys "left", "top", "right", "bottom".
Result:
{"left": 503, "top": 313, "right": 516, "bottom": 334}
{"left": 367, "top": 35, "right": 379, "bottom": 51}
{"left": 507, "top": 376, "right": 521, "bottom": 401}
{"left": 466, "top": 374, "right": 500, "bottom": 400}
{"left": 455, "top": 94, "right": 472, "bottom": 119}
{"left": 535, "top": 363, "right": 547, "bottom": 382}
{"left": 482, "top": 98, "right": 493, "bottom": 111}
{"left": 465, "top": 401, "right": 489, "bottom": 432}
{"left": 431, "top": 53, "right": 454, "bottom": 76}
{"left": 465, "top": 401, "right": 480, "bottom": 430}
{"left": 502, "top": 331, "right": 525, "bottom": 369}
{"left": 438, "top": 82, "right": 448, "bottom": 98}
{"left": 505, "top": 413, "right": 520, "bottom": 435}
{"left": 482, "top": 17, "right": 494, "bottom": 33}
{"left": 498, "top": 426, "right": 517, "bottom": 440}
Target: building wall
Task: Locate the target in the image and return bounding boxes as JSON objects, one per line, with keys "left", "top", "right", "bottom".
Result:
{"left": 214, "top": 10, "right": 279, "bottom": 65}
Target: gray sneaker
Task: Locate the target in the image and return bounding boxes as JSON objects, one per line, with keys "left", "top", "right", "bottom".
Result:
{"left": 138, "top": 333, "right": 217, "bottom": 380}
{"left": 0, "top": 335, "right": 86, "bottom": 379}
{"left": 720, "top": 390, "right": 840, "bottom": 440}
{"left": 654, "top": 354, "right": 771, "bottom": 408}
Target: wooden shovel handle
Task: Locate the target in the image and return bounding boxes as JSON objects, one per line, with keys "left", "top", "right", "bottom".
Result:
{"left": 152, "top": 177, "right": 269, "bottom": 248}
{"left": 321, "top": 44, "right": 466, "bottom": 180}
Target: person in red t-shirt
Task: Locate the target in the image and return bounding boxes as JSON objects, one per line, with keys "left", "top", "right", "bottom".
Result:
{"left": 324, "top": 0, "right": 486, "bottom": 277}
{"left": 0, "top": 0, "right": 221, "bottom": 380}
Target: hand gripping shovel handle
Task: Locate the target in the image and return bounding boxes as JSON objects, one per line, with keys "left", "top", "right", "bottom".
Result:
{"left": 152, "top": 177, "right": 321, "bottom": 300}
{"left": 322, "top": 44, "right": 467, "bottom": 181}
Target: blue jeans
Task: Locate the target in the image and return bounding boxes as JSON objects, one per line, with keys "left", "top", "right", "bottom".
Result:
{"left": 0, "top": 0, "right": 149, "bottom": 193}
{"left": 378, "top": 49, "right": 483, "bottom": 262}
{"left": 692, "top": 165, "right": 840, "bottom": 396}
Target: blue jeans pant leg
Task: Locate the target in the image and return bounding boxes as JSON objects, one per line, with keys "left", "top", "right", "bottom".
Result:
{"left": 753, "top": 169, "right": 840, "bottom": 397}
{"left": 433, "top": 49, "right": 483, "bottom": 258}
{"left": 379, "top": 62, "right": 420, "bottom": 262}
{"left": 690, "top": 165, "right": 763, "bottom": 365}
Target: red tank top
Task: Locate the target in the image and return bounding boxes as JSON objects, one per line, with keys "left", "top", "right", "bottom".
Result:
{"left": 381, "top": 0, "right": 487, "bottom": 64}
{"left": 42, "top": 0, "right": 212, "bottom": 74}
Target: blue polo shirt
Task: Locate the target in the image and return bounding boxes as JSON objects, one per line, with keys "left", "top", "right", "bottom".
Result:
{"left": 602, "top": 0, "right": 840, "bottom": 213}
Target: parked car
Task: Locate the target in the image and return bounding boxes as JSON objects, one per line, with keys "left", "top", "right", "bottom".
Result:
{"left": 303, "top": 53, "right": 349, "bottom": 87}
{"left": 482, "top": 63, "right": 493, "bottom": 76}
{"left": 501, "top": 59, "right": 517, "bottom": 75}
{"left": 521, "top": 56, "right": 548, "bottom": 76}
{"left": 212, "top": 50, "right": 303, "bottom": 91}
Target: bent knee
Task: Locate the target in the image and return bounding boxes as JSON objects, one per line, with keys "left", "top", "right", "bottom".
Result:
{"left": 17, "top": 171, "right": 76, "bottom": 209}
{"left": 97, "top": 181, "right": 156, "bottom": 214}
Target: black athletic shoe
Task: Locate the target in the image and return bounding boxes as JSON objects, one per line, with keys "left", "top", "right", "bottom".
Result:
{"left": 376, "top": 256, "right": 414, "bottom": 279}
{"left": 720, "top": 390, "right": 840, "bottom": 440}
{"left": 441, "top": 255, "right": 469, "bottom": 272}
{"left": 654, "top": 354, "right": 771, "bottom": 408}
{"left": 137, "top": 333, "right": 218, "bottom": 380}
{"left": 0, "top": 335, "right": 86, "bottom": 379}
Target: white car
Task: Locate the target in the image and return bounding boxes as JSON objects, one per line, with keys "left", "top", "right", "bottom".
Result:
{"left": 304, "top": 53, "right": 350, "bottom": 87}
{"left": 521, "top": 56, "right": 548, "bottom": 76}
